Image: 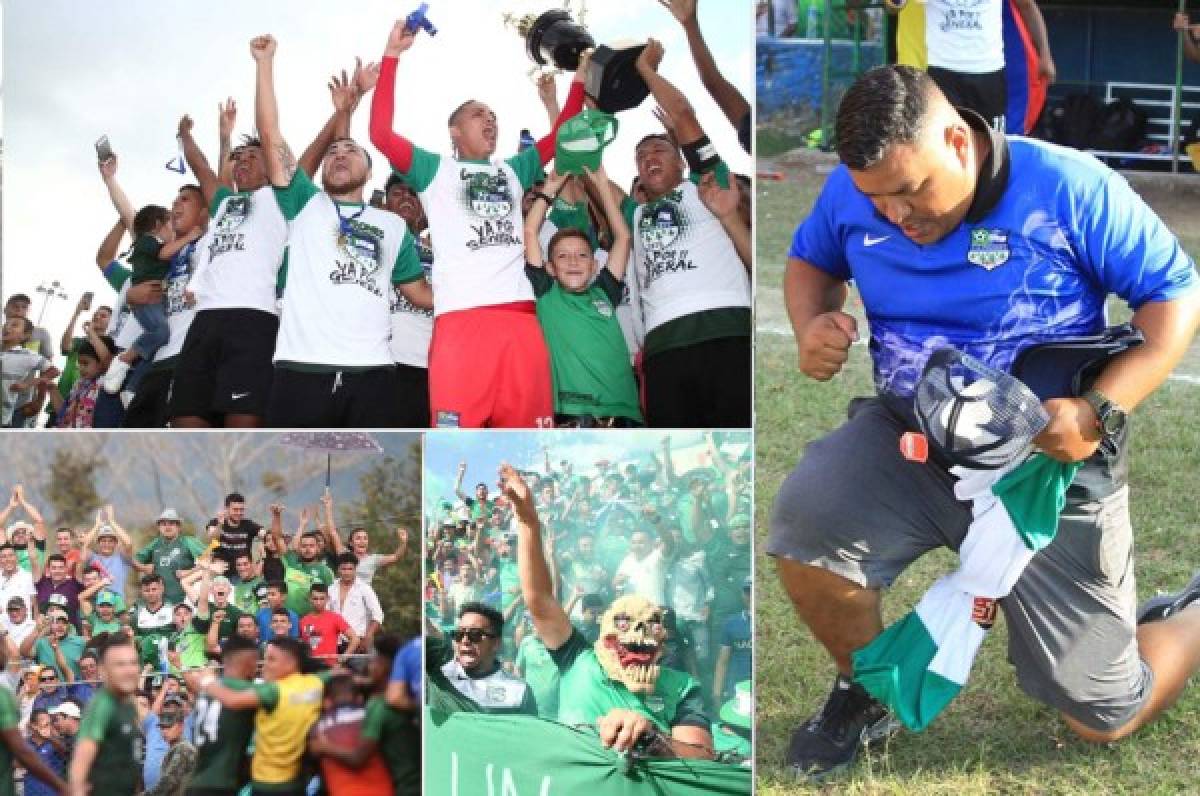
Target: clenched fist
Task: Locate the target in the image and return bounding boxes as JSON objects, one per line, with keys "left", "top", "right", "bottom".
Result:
{"left": 798, "top": 311, "right": 859, "bottom": 380}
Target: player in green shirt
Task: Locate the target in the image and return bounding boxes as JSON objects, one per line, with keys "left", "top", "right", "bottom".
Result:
{"left": 183, "top": 635, "right": 259, "bottom": 795}
{"left": 0, "top": 641, "right": 67, "bottom": 796}
{"left": 523, "top": 165, "right": 641, "bottom": 427}
{"left": 133, "top": 509, "right": 206, "bottom": 604}
{"left": 69, "top": 633, "right": 145, "bottom": 796}
{"left": 505, "top": 463, "right": 715, "bottom": 759}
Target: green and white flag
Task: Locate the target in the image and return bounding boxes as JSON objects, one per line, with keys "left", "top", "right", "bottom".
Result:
{"left": 852, "top": 452, "right": 1080, "bottom": 731}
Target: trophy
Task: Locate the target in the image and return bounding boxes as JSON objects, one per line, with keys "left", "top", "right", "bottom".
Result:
{"left": 504, "top": 8, "right": 649, "bottom": 114}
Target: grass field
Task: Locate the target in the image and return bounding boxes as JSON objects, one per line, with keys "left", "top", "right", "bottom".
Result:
{"left": 754, "top": 159, "right": 1200, "bottom": 795}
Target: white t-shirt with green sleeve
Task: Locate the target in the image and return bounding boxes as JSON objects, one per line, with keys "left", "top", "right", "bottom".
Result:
{"left": 272, "top": 169, "right": 424, "bottom": 368}
{"left": 398, "top": 145, "right": 544, "bottom": 317}
{"left": 187, "top": 185, "right": 287, "bottom": 315}
{"left": 626, "top": 165, "right": 751, "bottom": 337}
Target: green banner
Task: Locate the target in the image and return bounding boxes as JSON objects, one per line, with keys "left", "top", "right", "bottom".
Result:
{"left": 425, "top": 710, "right": 751, "bottom": 796}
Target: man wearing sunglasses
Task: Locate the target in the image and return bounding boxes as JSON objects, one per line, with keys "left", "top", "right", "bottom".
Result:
{"left": 426, "top": 601, "right": 537, "bottom": 716}
{"left": 20, "top": 606, "right": 86, "bottom": 681}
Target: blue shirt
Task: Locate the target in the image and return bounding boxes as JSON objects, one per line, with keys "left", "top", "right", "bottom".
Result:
{"left": 23, "top": 738, "right": 65, "bottom": 796}
{"left": 720, "top": 610, "right": 753, "bottom": 697}
{"left": 256, "top": 606, "right": 299, "bottom": 640}
{"left": 790, "top": 135, "right": 1197, "bottom": 398}
{"left": 391, "top": 635, "right": 422, "bottom": 702}
{"left": 86, "top": 552, "right": 132, "bottom": 601}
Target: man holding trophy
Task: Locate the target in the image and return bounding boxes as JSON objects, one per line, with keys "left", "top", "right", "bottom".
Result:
{"left": 370, "top": 18, "right": 588, "bottom": 430}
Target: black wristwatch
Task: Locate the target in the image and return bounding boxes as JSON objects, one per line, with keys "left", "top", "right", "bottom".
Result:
{"left": 1082, "top": 388, "right": 1127, "bottom": 439}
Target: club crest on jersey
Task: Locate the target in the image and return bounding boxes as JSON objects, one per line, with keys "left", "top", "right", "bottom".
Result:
{"left": 593, "top": 297, "right": 613, "bottom": 318}
{"left": 215, "top": 195, "right": 251, "bottom": 232}
{"left": 639, "top": 200, "right": 683, "bottom": 251}
{"left": 463, "top": 169, "right": 513, "bottom": 219}
{"left": 967, "top": 228, "right": 1010, "bottom": 270}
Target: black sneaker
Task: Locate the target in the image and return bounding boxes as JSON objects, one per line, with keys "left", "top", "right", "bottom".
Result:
{"left": 787, "top": 674, "right": 901, "bottom": 781}
{"left": 1138, "top": 570, "right": 1200, "bottom": 624}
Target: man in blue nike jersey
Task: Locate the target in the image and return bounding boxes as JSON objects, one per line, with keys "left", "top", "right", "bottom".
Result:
{"left": 768, "top": 65, "right": 1200, "bottom": 780}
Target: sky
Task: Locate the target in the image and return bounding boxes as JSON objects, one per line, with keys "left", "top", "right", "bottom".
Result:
{"left": 1, "top": 0, "right": 753, "bottom": 359}
{"left": 423, "top": 430, "right": 752, "bottom": 509}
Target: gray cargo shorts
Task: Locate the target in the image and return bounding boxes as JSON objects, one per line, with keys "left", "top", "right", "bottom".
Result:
{"left": 766, "top": 397, "right": 1153, "bottom": 732}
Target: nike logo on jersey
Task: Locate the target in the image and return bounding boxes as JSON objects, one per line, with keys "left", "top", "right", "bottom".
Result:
{"left": 863, "top": 234, "right": 890, "bottom": 247}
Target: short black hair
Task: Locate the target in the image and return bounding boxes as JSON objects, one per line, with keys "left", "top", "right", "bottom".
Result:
{"left": 309, "top": 582, "right": 328, "bottom": 596}
{"left": 447, "top": 99, "right": 477, "bottom": 128}
{"left": 179, "top": 184, "right": 205, "bottom": 203}
{"left": 458, "top": 601, "right": 504, "bottom": 636}
{"left": 385, "top": 173, "right": 410, "bottom": 195}
{"left": 266, "top": 580, "right": 287, "bottom": 595}
{"left": 45, "top": 554, "right": 67, "bottom": 567}
{"left": 0, "top": 544, "right": 14, "bottom": 554}
{"left": 835, "top": 65, "right": 936, "bottom": 171}
{"left": 93, "top": 631, "right": 137, "bottom": 663}
{"left": 133, "top": 205, "right": 170, "bottom": 238}
{"left": 221, "top": 635, "right": 259, "bottom": 660}
{"left": 268, "top": 636, "right": 307, "bottom": 663}
{"left": 5, "top": 293, "right": 32, "bottom": 306}
{"left": 271, "top": 607, "right": 292, "bottom": 621}
{"left": 374, "top": 633, "right": 401, "bottom": 662}
{"left": 78, "top": 336, "right": 116, "bottom": 363}
{"left": 224, "top": 492, "right": 245, "bottom": 506}
{"left": 329, "top": 137, "right": 372, "bottom": 170}
{"left": 140, "top": 573, "right": 163, "bottom": 587}
{"left": 336, "top": 552, "right": 359, "bottom": 569}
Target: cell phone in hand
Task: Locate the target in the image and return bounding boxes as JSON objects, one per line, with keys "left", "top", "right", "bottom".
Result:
{"left": 95, "top": 135, "right": 115, "bottom": 163}
{"left": 81, "top": 291, "right": 94, "bottom": 311}
{"left": 370, "top": 189, "right": 385, "bottom": 207}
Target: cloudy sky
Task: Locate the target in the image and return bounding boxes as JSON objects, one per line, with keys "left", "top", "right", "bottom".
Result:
{"left": 2, "top": 0, "right": 752, "bottom": 356}
{"left": 423, "top": 430, "right": 751, "bottom": 508}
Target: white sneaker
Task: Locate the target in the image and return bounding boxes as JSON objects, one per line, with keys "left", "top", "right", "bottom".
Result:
{"left": 102, "top": 358, "right": 131, "bottom": 394}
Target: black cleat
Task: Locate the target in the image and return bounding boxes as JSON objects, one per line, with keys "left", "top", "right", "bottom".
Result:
{"left": 1138, "top": 570, "right": 1200, "bottom": 624}
{"left": 787, "top": 674, "right": 901, "bottom": 782}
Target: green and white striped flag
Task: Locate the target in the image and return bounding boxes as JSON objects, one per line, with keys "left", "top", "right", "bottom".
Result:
{"left": 852, "top": 452, "right": 1080, "bottom": 731}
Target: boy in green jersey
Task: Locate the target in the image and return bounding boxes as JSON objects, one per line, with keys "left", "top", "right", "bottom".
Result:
{"left": 69, "top": 633, "right": 145, "bottom": 796}
{"left": 523, "top": 165, "right": 641, "bottom": 428}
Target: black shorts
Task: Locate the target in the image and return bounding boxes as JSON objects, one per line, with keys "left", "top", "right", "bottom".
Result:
{"left": 928, "top": 66, "right": 1007, "bottom": 131}
{"left": 643, "top": 335, "right": 752, "bottom": 428}
{"left": 168, "top": 308, "right": 279, "bottom": 421}
{"left": 395, "top": 363, "right": 431, "bottom": 428}
{"left": 122, "top": 366, "right": 174, "bottom": 428}
{"left": 185, "top": 788, "right": 240, "bottom": 796}
{"left": 266, "top": 365, "right": 403, "bottom": 428}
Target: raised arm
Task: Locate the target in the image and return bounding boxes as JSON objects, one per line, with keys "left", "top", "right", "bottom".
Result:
{"left": 453, "top": 463, "right": 469, "bottom": 503}
{"left": 536, "top": 73, "right": 560, "bottom": 128}
{"left": 369, "top": 21, "right": 420, "bottom": 174}
{"left": 523, "top": 170, "right": 569, "bottom": 269}
{"left": 217, "top": 98, "right": 237, "bottom": 187}
{"left": 105, "top": 505, "right": 134, "bottom": 552}
{"left": 376, "top": 527, "right": 409, "bottom": 568}
{"left": 533, "top": 53, "right": 589, "bottom": 166}
{"left": 60, "top": 296, "right": 88, "bottom": 357}
{"left": 505, "top": 464, "right": 573, "bottom": 650}
{"left": 698, "top": 171, "right": 750, "bottom": 268}
{"left": 268, "top": 503, "right": 286, "bottom": 556}
{"left": 298, "top": 61, "right": 376, "bottom": 178}
{"left": 660, "top": 0, "right": 751, "bottom": 143}
{"left": 178, "top": 115, "right": 222, "bottom": 206}
{"left": 320, "top": 490, "right": 343, "bottom": 555}
{"left": 584, "top": 164, "right": 630, "bottom": 281}
{"left": 635, "top": 40, "right": 705, "bottom": 151}
{"left": 251, "top": 34, "right": 296, "bottom": 187}
{"left": 99, "top": 155, "right": 136, "bottom": 232}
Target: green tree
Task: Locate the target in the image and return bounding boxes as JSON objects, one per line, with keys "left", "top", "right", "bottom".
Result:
{"left": 338, "top": 440, "right": 423, "bottom": 638}
{"left": 45, "top": 448, "right": 104, "bottom": 529}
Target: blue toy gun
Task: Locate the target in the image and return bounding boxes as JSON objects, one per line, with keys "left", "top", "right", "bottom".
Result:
{"left": 405, "top": 3, "right": 437, "bottom": 37}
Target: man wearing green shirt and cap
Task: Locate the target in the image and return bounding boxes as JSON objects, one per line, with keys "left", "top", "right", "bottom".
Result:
{"left": 134, "top": 509, "right": 206, "bottom": 605}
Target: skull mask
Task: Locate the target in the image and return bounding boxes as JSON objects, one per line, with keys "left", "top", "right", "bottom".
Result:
{"left": 594, "top": 595, "right": 666, "bottom": 694}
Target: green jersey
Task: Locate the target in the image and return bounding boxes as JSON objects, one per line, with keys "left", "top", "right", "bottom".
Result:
{"left": 362, "top": 695, "right": 421, "bottom": 796}
{"left": 135, "top": 535, "right": 206, "bottom": 603}
{"left": 169, "top": 620, "right": 210, "bottom": 671}
{"left": 78, "top": 688, "right": 144, "bottom": 794}
{"left": 188, "top": 678, "right": 256, "bottom": 790}
{"left": 281, "top": 553, "right": 334, "bottom": 617}
{"left": 233, "top": 577, "right": 265, "bottom": 615}
{"left": 425, "top": 636, "right": 537, "bottom": 716}
{"left": 528, "top": 266, "right": 641, "bottom": 421}
{"left": 514, "top": 634, "right": 561, "bottom": 720}
{"left": 551, "top": 629, "right": 707, "bottom": 733}
{"left": 0, "top": 686, "right": 18, "bottom": 796}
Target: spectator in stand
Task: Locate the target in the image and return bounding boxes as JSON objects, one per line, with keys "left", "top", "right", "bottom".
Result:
{"left": 32, "top": 554, "right": 84, "bottom": 631}
{"left": 231, "top": 552, "right": 266, "bottom": 615}
{"left": 206, "top": 492, "right": 263, "bottom": 577}
{"left": 49, "top": 699, "right": 81, "bottom": 773}
{"left": 713, "top": 577, "right": 752, "bottom": 706}
{"left": 131, "top": 573, "right": 176, "bottom": 668}
{"left": 133, "top": 508, "right": 206, "bottom": 605}
{"left": 328, "top": 552, "right": 384, "bottom": 654}
{"left": 2, "top": 595, "right": 37, "bottom": 658}
{"left": 257, "top": 583, "right": 300, "bottom": 641}
{"left": 0, "top": 641, "right": 67, "bottom": 794}
{"left": 22, "top": 707, "right": 67, "bottom": 796}
{"left": 613, "top": 525, "right": 674, "bottom": 608}
{"left": 300, "top": 582, "right": 359, "bottom": 660}
{"left": 323, "top": 490, "right": 409, "bottom": 584}
{"left": 0, "top": 543, "right": 37, "bottom": 616}
{"left": 0, "top": 485, "right": 49, "bottom": 573}
{"left": 268, "top": 503, "right": 335, "bottom": 618}
{"left": 78, "top": 507, "right": 135, "bottom": 601}
{"left": 21, "top": 606, "right": 86, "bottom": 680}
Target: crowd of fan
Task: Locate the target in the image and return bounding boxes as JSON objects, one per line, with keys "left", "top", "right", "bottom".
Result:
{"left": 0, "top": 485, "right": 420, "bottom": 795}
{"left": 2, "top": 2, "right": 751, "bottom": 430}
{"left": 424, "top": 435, "right": 752, "bottom": 740}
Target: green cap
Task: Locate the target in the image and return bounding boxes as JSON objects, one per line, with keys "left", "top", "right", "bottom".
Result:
{"left": 555, "top": 110, "right": 619, "bottom": 176}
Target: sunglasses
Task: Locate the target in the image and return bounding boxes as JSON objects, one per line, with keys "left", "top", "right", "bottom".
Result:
{"left": 451, "top": 628, "right": 496, "bottom": 644}
{"left": 39, "top": 676, "right": 57, "bottom": 683}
